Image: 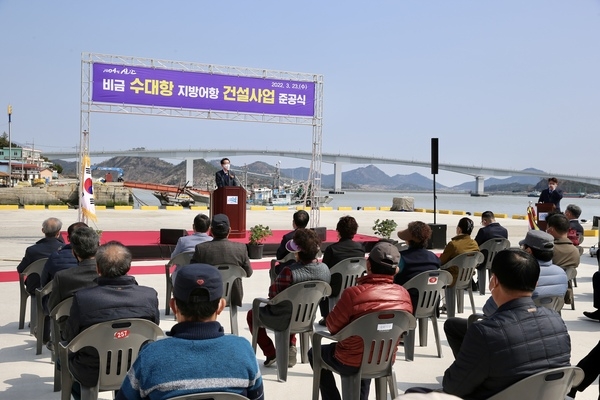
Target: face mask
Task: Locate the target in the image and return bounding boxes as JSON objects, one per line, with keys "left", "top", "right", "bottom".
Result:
{"left": 222, "top": 164, "right": 230, "bottom": 171}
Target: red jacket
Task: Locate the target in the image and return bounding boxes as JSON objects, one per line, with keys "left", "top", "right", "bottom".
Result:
{"left": 326, "top": 274, "right": 413, "bottom": 367}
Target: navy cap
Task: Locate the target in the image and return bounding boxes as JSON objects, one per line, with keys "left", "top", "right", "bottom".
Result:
{"left": 173, "top": 264, "right": 223, "bottom": 302}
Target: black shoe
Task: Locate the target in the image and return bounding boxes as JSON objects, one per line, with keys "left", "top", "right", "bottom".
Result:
{"left": 264, "top": 355, "right": 276, "bottom": 367}
{"left": 583, "top": 310, "right": 600, "bottom": 321}
{"left": 318, "top": 318, "right": 326, "bottom": 327}
{"left": 46, "top": 341, "right": 54, "bottom": 352}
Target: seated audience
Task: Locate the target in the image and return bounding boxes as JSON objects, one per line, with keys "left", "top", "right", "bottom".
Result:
{"left": 17, "top": 217, "right": 64, "bottom": 294}
{"left": 41, "top": 221, "right": 88, "bottom": 287}
{"left": 309, "top": 241, "right": 412, "bottom": 400}
{"left": 440, "top": 217, "right": 479, "bottom": 285}
{"left": 170, "top": 213, "right": 212, "bottom": 258}
{"left": 473, "top": 211, "right": 508, "bottom": 246}
{"left": 117, "top": 264, "right": 263, "bottom": 400}
{"left": 567, "top": 340, "right": 600, "bottom": 399}
{"left": 64, "top": 241, "right": 159, "bottom": 398}
{"left": 546, "top": 213, "right": 580, "bottom": 271}
{"left": 583, "top": 270, "right": 600, "bottom": 321}
{"left": 272, "top": 210, "right": 310, "bottom": 279}
{"left": 394, "top": 221, "right": 440, "bottom": 308}
{"left": 48, "top": 227, "right": 100, "bottom": 336}
{"left": 408, "top": 248, "right": 571, "bottom": 399}
{"left": 446, "top": 230, "right": 568, "bottom": 358}
{"left": 319, "top": 215, "right": 365, "bottom": 323}
{"left": 564, "top": 204, "right": 584, "bottom": 245}
{"left": 191, "top": 214, "right": 252, "bottom": 307}
{"left": 247, "top": 228, "right": 330, "bottom": 368}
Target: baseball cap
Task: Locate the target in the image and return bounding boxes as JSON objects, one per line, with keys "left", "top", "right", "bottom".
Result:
{"left": 211, "top": 214, "right": 230, "bottom": 235}
{"left": 173, "top": 263, "right": 223, "bottom": 302}
{"left": 369, "top": 241, "right": 400, "bottom": 267}
{"left": 519, "top": 230, "right": 554, "bottom": 251}
{"left": 285, "top": 239, "right": 301, "bottom": 253}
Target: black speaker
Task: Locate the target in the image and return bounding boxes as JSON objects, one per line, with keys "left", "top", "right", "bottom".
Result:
{"left": 431, "top": 138, "right": 439, "bottom": 175}
{"left": 426, "top": 223, "right": 447, "bottom": 249}
{"left": 159, "top": 228, "right": 188, "bottom": 245}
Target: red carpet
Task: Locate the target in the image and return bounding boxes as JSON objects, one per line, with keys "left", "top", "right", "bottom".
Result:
{"left": 3, "top": 229, "right": 381, "bottom": 283}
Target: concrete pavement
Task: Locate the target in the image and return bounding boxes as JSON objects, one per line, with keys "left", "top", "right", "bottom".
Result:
{"left": 0, "top": 209, "right": 598, "bottom": 399}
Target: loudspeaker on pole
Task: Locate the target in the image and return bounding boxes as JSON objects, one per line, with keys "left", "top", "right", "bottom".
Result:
{"left": 431, "top": 138, "right": 439, "bottom": 175}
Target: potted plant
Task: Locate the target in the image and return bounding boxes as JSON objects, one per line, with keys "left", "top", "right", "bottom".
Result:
{"left": 247, "top": 224, "right": 273, "bottom": 259}
{"left": 372, "top": 218, "right": 398, "bottom": 241}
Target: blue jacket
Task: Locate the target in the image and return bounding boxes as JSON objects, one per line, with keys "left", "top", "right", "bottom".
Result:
{"left": 117, "top": 321, "right": 264, "bottom": 400}
{"left": 394, "top": 247, "right": 441, "bottom": 286}
{"left": 482, "top": 259, "right": 568, "bottom": 316}
{"left": 171, "top": 232, "right": 212, "bottom": 258}
{"left": 443, "top": 297, "right": 570, "bottom": 400}
{"left": 40, "top": 244, "right": 78, "bottom": 287}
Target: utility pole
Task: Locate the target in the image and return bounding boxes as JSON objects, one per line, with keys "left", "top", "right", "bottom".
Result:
{"left": 7, "top": 105, "right": 12, "bottom": 187}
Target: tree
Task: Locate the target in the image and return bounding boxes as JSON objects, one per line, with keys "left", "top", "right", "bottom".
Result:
{"left": 52, "top": 163, "right": 63, "bottom": 174}
{"left": 0, "top": 132, "right": 17, "bottom": 148}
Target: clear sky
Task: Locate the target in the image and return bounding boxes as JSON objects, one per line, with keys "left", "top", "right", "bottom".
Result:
{"left": 1, "top": 1, "right": 599, "bottom": 186}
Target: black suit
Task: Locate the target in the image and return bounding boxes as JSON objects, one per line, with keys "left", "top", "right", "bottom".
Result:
{"left": 474, "top": 222, "right": 508, "bottom": 246}
{"left": 276, "top": 230, "right": 296, "bottom": 260}
{"left": 16, "top": 236, "right": 64, "bottom": 293}
{"left": 215, "top": 170, "right": 238, "bottom": 188}
{"left": 538, "top": 188, "right": 564, "bottom": 212}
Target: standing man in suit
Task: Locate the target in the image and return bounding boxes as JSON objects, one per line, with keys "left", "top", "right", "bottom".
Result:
{"left": 192, "top": 214, "right": 252, "bottom": 307}
{"left": 538, "top": 177, "right": 564, "bottom": 212}
{"left": 215, "top": 157, "right": 238, "bottom": 188}
{"left": 17, "top": 217, "right": 64, "bottom": 294}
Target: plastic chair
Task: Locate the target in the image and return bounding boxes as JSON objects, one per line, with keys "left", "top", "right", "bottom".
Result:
{"left": 60, "top": 318, "right": 164, "bottom": 400}
{"left": 311, "top": 310, "right": 416, "bottom": 400}
{"left": 33, "top": 281, "right": 53, "bottom": 355}
{"left": 565, "top": 267, "right": 577, "bottom": 310}
{"left": 269, "top": 252, "right": 296, "bottom": 283}
{"left": 402, "top": 270, "right": 452, "bottom": 361}
{"left": 18, "top": 257, "right": 48, "bottom": 331}
{"left": 533, "top": 295, "right": 565, "bottom": 314}
{"left": 51, "top": 296, "right": 73, "bottom": 392}
{"left": 165, "top": 251, "right": 195, "bottom": 315}
{"left": 487, "top": 366, "right": 584, "bottom": 400}
{"left": 251, "top": 280, "right": 331, "bottom": 382}
{"left": 477, "top": 238, "right": 510, "bottom": 295}
{"left": 170, "top": 392, "right": 249, "bottom": 399}
{"left": 216, "top": 264, "right": 247, "bottom": 335}
{"left": 442, "top": 251, "right": 484, "bottom": 318}
{"left": 328, "top": 257, "right": 367, "bottom": 310}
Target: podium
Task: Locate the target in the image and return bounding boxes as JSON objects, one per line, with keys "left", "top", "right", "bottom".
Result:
{"left": 535, "top": 203, "right": 555, "bottom": 231}
{"left": 211, "top": 186, "right": 247, "bottom": 239}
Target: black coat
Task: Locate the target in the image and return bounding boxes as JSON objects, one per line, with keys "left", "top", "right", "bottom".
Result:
{"left": 538, "top": 188, "right": 564, "bottom": 211}
{"left": 65, "top": 275, "right": 159, "bottom": 388}
{"left": 215, "top": 169, "right": 239, "bottom": 188}
{"left": 17, "top": 236, "right": 64, "bottom": 293}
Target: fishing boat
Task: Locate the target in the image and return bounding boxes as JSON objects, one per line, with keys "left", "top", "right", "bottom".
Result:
{"left": 123, "top": 181, "right": 210, "bottom": 207}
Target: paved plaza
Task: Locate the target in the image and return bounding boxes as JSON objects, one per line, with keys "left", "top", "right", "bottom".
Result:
{"left": 0, "top": 209, "right": 598, "bottom": 399}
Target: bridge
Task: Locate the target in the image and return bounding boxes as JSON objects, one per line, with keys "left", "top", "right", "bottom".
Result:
{"left": 43, "top": 148, "right": 600, "bottom": 195}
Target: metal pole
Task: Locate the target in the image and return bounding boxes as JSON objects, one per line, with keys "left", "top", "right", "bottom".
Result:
{"left": 7, "top": 105, "right": 12, "bottom": 187}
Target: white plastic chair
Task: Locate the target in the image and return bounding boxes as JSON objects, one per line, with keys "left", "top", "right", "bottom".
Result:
{"left": 216, "top": 264, "right": 247, "bottom": 335}
{"left": 442, "top": 251, "right": 484, "bottom": 318}
{"left": 487, "top": 366, "right": 584, "bottom": 400}
{"left": 251, "top": 280, "right": 331, "bottom": 382}
{"left": 165, "top": 251, "right": 195, "bottom": 315}
{"left": 311, "top": 310, "right": 416, "bottom": 400}
{"left": 402, "top": 270, "right": 452, "bottom": 361}
{"left": 18, "top": 257, "right": 48, "bottom": 331}
{"left": 477, "top": 238, "right": 510, "bottom": 295}
{"left": 328, "top": 257, "right": 367, "bottom": 310}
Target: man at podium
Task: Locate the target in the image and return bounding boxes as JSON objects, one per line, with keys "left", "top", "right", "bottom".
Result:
{"left": 538, "top": 177, "right": 563, "bottom": 212}
{"left": 215, "top": 157, "right": 239, "bottom": 188}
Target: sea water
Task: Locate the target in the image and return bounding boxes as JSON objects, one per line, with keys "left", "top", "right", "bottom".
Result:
{"left": 132, "top": 189, "right": 600, "bottom": 222}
